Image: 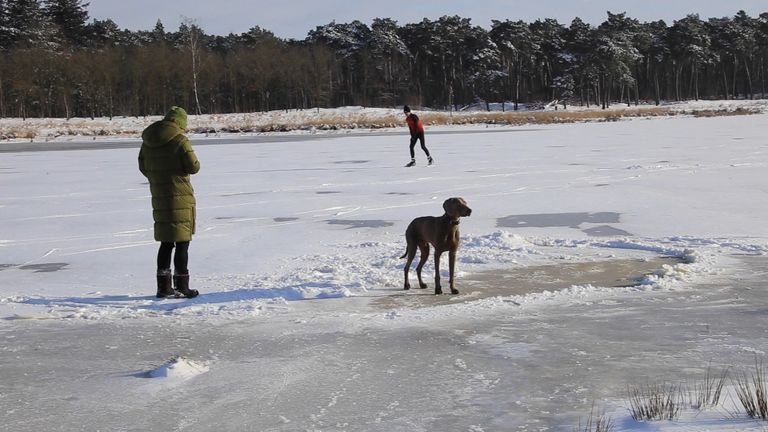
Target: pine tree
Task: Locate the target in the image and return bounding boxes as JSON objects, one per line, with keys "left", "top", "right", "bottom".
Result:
{"left": 0, "top": 0, "right": 11, "bottom": 49}
{"left": 638, "top": 20, "right": 670, "bottom": 105}
{"left": 530, "top": 18, "right": 566, "bottom": 101}
{"left": 43, "top": 0, "right": 88, "bottom": 46}
{"left": 490, "top": 19, "right": 538, "bottom": 109}
{"left": 758, "top": 13, "right": 768, "bottom": 98}
{"left": 7, "top": 0, "right": 54, "bottom": 48}
{"left": 84, "top": 18, "right": 119, "bottom": 48}
{"left": 596, "top": 13, "right": 643, "bottom": 106}
{"left": 307, "top": 20, "right": 371, "bottom": 59}
{"left": 239, "top": 25, "right": 276, "bottom": 47}
{"left": 150, "top": 19, "right": 165, "bottom": 44}
{"left": 464, "top": 25, "right": 503, "bottom": 110}
{"left": 419, "top": 15, "right": 480, "bottom": 107}
{"left": 730, "top": 11, "right": 758, "bottom": 98}
{"left": 668, "top": 14, "right": 712, "bottom": 100}
{"left": 307, "top": 20, "right": 373, "bottom": 105}
{"left": 368, "top": 18, "right": 409, "bottom": 106}
{"left": 563, "top": 18, "right": 598, "bottom": 106}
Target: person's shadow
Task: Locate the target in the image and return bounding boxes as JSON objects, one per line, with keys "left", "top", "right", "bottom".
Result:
{"left": 12, "top": 283, "right": 351, "bottom": 314}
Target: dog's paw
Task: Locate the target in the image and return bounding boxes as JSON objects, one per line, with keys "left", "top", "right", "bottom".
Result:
{"left": 419, "top": 283, "right": 428, "bottom": 289}
{"left": 450, "top": 288, "right": 459, "bottom": 295}
{"left": 434, "top": 289, "right": 443, "bottom": 295}
{"left": 403, "top": 284, "right": 411, "bottom": 290}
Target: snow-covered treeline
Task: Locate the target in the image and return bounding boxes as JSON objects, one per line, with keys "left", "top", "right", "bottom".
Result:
{"left": 1, "top": 2, "right": 767, "bottom": 119}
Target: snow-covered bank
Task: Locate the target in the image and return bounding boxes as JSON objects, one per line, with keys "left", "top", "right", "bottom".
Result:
{"left": 1, "top": 99, "right": 766, "bottom": 142}
{"left": 0, "top": 233, "right": 733, "bottom": 321}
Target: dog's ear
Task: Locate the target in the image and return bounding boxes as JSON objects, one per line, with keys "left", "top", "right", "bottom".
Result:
{"left": 443, "top": 198, "right": 456, "bottom": 215}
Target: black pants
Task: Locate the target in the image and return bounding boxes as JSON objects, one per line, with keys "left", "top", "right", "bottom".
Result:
{"left": 409, "top": 132, "right": 430, "bottom": 159}
{"left": 157, "top": 241, "right": 190, "bottom": 274}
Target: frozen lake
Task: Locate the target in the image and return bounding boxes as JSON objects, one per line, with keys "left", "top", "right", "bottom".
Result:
{"left": 2, "top": 111, "right": 768, "bottom": 430}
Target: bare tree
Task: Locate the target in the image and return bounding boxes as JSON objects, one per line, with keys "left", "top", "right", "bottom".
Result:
{"left": 181, "top": 17, "right": 203, "bottom": 115}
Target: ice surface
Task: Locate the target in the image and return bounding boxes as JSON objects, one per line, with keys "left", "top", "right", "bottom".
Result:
{"left": 2, "top": 105, "right": 768, "bottom": 430}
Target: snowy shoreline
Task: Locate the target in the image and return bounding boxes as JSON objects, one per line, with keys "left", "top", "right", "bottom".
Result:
{"left": 0, "top": 232, "right": 726, "bottom": 322}
{"left": 1, "top": 99, "right": 766, "bottom": 142}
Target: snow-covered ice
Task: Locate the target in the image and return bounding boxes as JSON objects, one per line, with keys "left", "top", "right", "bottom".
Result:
{"left": 2, "top": 103, "right": 768, "bottom": 430}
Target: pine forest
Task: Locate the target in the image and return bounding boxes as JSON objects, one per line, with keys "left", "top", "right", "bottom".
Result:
{"left": 1, "top": 0, "right": 767, "bottom": 118}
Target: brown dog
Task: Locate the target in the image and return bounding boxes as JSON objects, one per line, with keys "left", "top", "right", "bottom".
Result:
{"left": 400, "top": 197, "right": 472, "bottom": 294}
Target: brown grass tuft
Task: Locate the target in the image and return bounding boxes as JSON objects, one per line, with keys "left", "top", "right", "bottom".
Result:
{"left": 691, "top": 107, "right": 762, "bottom": 117}
{"left": 2, "top": 127, "right": 38, "bottom": 139}
{"left": 574, "top": 403, "right": 615, "bottom": 432}
{"left": 690, "top": 365, "right": 729, "bottom": 410}
{"left": 734, "top": 359, "right": 768, "bottom": 420}
{"left": 627, "top": 382, "right": 683, "bottom": 421}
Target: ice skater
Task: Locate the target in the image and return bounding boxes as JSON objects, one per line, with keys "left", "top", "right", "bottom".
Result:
{"left": 138, "top": 106, "right": 201, "bottom": 299}
{"left": 403, "top": 105, "right": 433, "bottom": 167}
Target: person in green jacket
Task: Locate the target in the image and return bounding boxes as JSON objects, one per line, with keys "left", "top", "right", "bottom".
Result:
{"left": 139, "top": 106, "right": 201, "bottom": 298}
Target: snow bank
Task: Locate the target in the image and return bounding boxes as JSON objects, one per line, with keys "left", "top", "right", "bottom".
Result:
{"left": 1, "top": 230, "right": 760, "bottom": 322}
{"left": 2, "top": 99, "right": 766, "bottom": 142}
{"left": 146, "top": 356, "right": 209, "bottom": 380}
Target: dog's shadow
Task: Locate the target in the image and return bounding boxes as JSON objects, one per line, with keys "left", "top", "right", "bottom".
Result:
{"left": 369, "top": 286, "right": 482, "bottom": 309}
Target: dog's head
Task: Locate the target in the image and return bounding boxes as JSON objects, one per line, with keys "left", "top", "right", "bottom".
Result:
{"left": 443, "top": 197, "right": 472, "bottom": 219}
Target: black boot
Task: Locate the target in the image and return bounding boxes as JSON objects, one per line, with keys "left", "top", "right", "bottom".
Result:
{"left": 156, "top": 269, "right": 176, "bottom": 298}
{"left": 173, "top": 273, "right": 199, "bottom": 299}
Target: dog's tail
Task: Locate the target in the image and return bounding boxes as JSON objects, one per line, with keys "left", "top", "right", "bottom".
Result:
{"left": 399, "top": 251, "right": 407, "bottom": 259}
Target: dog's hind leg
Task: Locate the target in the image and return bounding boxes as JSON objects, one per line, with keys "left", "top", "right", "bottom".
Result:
{"left": 415, "top": 244, "right": 429, "bottom": 289}
{"left": 403, "top": 241, "right": 417, "bottom": 290}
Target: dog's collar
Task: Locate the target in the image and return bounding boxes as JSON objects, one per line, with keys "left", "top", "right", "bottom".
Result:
{"left": 443, "top": 214, "right": 460, "bottom": 225}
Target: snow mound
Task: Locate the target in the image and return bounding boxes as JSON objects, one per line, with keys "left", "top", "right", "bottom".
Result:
{"left": 146, "top": 356, "right": 209, "bottom": 380}
{"left": 461, "top": 231, "right": 540, "bottom": 264}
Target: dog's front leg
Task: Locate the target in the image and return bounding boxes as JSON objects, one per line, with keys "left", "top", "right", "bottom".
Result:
{"left": 433, "top": 250, "right": 443, "bottom": 294}
{"left": 448, "top": 249, "right": 459, "bottom": 295}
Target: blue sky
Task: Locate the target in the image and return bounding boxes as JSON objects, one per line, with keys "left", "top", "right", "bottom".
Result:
{"left": 88, "top": 0, "right": 766, "bottom": 39}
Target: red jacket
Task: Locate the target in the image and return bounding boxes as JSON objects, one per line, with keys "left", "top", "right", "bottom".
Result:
{"left": 406, "top": 113, "right": 424, "bottom": 135}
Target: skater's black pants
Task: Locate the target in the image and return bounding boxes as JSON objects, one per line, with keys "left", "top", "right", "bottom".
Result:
{"left": 409, "top": 132, "right": 430, "bottom": 159}
{"left": 157, "top": 241, "right": 190, "bottom": 274}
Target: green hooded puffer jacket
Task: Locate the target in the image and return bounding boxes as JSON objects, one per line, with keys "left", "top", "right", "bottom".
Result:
{"left": 138, "top": 119, "right": 200, "bottom": 242}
